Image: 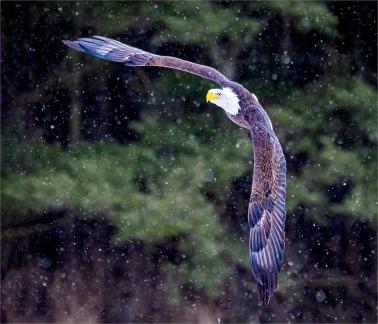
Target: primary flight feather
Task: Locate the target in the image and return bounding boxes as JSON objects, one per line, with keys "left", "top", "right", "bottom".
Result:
{"left": 63, "top": 36, "right": 287, "bottom": 306}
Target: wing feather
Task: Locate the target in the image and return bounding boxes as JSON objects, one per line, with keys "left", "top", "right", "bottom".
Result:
{"left": 63, "top": 36, "right": 230, "bottom": 86}
{"left": 248, "top": 124, "right": 287, "bottom": 306}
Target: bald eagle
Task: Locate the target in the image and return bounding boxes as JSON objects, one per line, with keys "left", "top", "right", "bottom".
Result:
{"left": 63, "top": 36, "right": 287, "bottom": 306}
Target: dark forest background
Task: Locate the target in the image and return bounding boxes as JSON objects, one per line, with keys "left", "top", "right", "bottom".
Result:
{"left": 1, "top": 1, "right": 377, "bottom": 323}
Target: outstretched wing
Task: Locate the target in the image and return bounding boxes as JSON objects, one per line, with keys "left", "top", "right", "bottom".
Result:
{"left": 63, "top": 36, "right": 230, "bottom": 87}
{"left": 248, "top": 123, "right": 287, "bottom": 306}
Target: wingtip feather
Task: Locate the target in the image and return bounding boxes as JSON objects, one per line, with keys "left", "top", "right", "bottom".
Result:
{"left": 62, "top": 36, "right": 153, "bottom": 64}
{"left": 258, "top": 282, "right": 273, "bottom": 307}
{"left": 62, "top": 39, "right": 85, "bottom": 52}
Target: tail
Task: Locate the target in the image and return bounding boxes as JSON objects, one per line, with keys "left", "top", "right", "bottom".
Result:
{"left": 62, "top": 36, "right": 155, "bottom": 66}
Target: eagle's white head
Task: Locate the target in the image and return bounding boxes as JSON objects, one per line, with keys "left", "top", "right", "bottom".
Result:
{"left": 206, "top": 87, "right": 241, "bottom": 115}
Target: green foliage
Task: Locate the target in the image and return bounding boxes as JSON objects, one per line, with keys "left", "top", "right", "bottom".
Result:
{"left": 149, "top": 2, "right": 262, "bottom": 46}
{"left": 254, "top": 1, "right": 339, "bottom": 36}
{"left": 2, "top": 114, "right": 251, "bottom": 296}
{"left": 269, "top": 77, "right": 377, "bottom": 222}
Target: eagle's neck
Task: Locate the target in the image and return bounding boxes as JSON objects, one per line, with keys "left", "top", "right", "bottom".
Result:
{"left": 222, "top": 87, "right": 241, "bottom": 115}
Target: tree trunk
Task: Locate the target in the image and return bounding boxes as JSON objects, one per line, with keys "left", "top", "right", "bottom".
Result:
{"left": 68, "top": 58, "right": 82, "bottom": 145}
{"left": 67, "top": 4, "right": 84, "bottom": 146}
{"left": 209, "top": 42, "right": 239, "bottom": 81}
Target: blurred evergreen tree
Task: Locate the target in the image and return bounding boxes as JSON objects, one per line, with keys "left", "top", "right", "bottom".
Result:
{"left": 1, "top": 1, "right": 376, "bottom": 321}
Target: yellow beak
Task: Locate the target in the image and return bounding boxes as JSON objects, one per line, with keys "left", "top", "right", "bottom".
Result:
{"left": 206, "top": 91, "right": 219, "bottom": 103}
